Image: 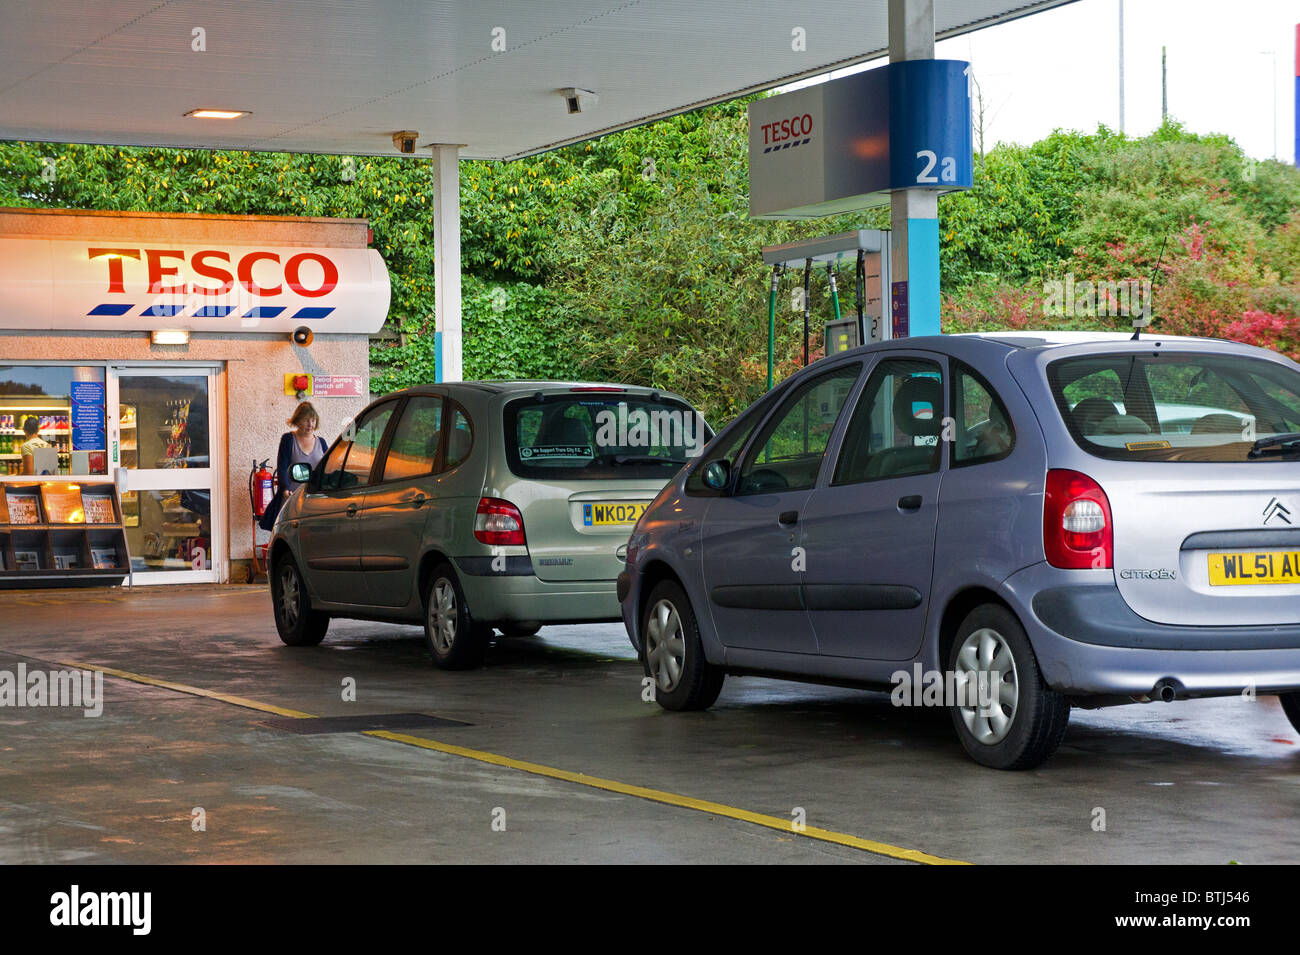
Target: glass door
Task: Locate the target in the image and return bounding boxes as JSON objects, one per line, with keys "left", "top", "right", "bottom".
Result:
{"left": 108, "top": 366, "right": 221, "bottom": 584}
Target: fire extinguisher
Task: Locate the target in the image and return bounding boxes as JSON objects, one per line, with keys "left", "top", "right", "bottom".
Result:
{"left": 250, "top": 459, "right": 276, "bottom": 518}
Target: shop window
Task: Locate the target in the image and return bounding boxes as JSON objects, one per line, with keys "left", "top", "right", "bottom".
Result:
{"left": 0, "top": 365, "right": 107, "bottom": 476}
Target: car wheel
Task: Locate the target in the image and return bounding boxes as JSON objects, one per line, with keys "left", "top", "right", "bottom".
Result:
{"left": 1280, "top": 693, "right": 1300, "bottom": 736}
{"left": 642, "top": 580, "right": 724, "bottom": 711}
{"left": 947, "top": 604, "right": 1069, "bottom": 770}
{"left": 500, "top": 624, "right": 541, "bottom": 638}
{"left": 424, "top": 562, "right": 490, "bottom": 670}
{"left": 271, "top": 553, "right": 329, "bottom": 647}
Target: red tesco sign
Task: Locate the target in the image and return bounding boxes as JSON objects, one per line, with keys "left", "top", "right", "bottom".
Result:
{"left": 761, "top": 113, "right": 814, "bottom": 146}
{"left": 86, "top": 248, "right": 340, "bottom": 298}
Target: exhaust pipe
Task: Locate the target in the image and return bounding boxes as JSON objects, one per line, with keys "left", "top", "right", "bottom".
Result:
{"left": 1151, "top": 677, "right": 1184, "bottom": 703}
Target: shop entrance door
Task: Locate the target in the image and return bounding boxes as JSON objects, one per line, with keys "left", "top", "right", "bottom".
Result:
{"left": 107, "top": 366, "right": 223, "bottom": 584}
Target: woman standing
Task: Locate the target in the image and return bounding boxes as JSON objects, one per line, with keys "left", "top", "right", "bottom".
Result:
{"left": 259, "top": 402, "right": 327, "bottom": 531}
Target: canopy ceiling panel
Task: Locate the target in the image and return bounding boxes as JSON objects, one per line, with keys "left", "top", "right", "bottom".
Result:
{"left": 0, "top": 0, "right": 1077, "bottom": 159}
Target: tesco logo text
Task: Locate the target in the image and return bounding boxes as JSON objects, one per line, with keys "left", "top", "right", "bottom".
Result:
{"left": 760, "top": 113, "right": 813, "bottom": 146}
{"left": 87, "top": 248, "right": 339, "bottom": 298}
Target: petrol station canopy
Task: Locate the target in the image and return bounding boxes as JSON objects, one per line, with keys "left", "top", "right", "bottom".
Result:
{"left": 0, "top": 0, "right": 1076, "bottom": 161}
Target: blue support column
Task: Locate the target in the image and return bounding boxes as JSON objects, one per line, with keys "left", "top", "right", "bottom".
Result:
{"left": 891, "top": 190, "right": 940, "bottom": 338}
{"left": 907, "top": 216, "right": 940, "bottom": 335}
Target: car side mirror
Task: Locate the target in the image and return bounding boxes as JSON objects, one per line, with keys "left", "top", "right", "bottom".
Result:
{"left": 290, "top": 463, "right": 312, "bottom": 484}
{"left": 702, "top": 459, "right": 731, "bottom": 491}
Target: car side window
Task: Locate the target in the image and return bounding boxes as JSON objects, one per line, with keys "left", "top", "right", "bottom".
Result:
{"left": 833, "top": 358, "right": 944, "bottom": 485}
{"left": 684, "top": 390, "right": 776, "bottom": 496}
{"left": 951, "top": 361, "right": 1015, "bottom": 466}
{"left": 339, "top": 403, "right": 397, "bottom": 489}
{"left": 736, "top": 365, "right": 860, "bottom": 495}
{"left": 444, "top": 403, "right": 473, "bottom": 470}
{"left": 382, "top": 396, "right": 443, "bottom": 482}
{"left": 318, "top": 438, "right": 352, "bottom": 491}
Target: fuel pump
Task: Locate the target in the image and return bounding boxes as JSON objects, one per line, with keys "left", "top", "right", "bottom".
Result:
{"left": 760, "top": 230, "right": 892, "bottom": 387}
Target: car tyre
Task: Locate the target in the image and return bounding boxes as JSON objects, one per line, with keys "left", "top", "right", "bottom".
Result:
{"left": 1280, "top": 692, "right": 1300, "bottom": 736}
{"left": 946, "top": 603, "right": 1069, "bottom": 770}
{"left": 424, "top": 562, "right": 491, "bottom": 670}
{"left": 642, "top": 580, "right": 724, "bottom": 711}
{"left": 271, "top": 552, "right": 330, "bottom": 647}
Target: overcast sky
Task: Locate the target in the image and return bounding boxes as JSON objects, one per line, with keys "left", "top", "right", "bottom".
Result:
{"left": 787, "top": 0, "right": 1297, "bottom": 162}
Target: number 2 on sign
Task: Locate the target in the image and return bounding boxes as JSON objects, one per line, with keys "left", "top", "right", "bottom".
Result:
{"left": 916, "top": 150, "right": 957, "bottom": 184}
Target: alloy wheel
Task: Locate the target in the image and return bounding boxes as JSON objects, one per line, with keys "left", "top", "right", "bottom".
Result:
{"left": 428, "top": 578, "right": 458, "bottom": 653}
{"left": 954, "top": 626, "right": 1020, "bottom": 745}
{"left": 279, "top": 564, "right": 301, "bottom": 628}
{"left": 645, "top": 598, "right": 686, "bottom": 692}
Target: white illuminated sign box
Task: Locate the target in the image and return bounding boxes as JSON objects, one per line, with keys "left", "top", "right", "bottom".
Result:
{"left": 0, "top": 239, "right": 391, "bottom": 334}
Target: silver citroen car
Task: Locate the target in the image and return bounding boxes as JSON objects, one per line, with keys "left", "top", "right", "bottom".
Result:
{"left": 619, "top": 332, "right": 1300, "bottom": 769}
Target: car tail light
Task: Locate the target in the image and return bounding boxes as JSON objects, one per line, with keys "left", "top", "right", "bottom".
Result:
{"left": 1044, "top": 469, "right": 1112, "bottom": 569}
{"left": 475, "top": 498, "right": 526, "bottom": 546}
{"left": 569, "top": 386, "right": 626, "bottom": 393}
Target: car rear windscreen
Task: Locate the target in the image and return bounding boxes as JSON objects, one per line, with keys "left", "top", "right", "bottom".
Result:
{"left": 503, "top": 393, "right": 711, "bottom": 480}
{"left": 1046, "top": 352, "right": 1300, "bottom": 462}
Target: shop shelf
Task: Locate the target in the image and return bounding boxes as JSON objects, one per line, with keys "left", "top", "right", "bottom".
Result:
{"left": 0, "top": 479, "right": 129, "bottom": 588}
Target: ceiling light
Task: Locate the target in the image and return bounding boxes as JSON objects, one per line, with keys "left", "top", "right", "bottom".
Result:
{"left": 184, "top": 109, "right": 249, "bottom": 120}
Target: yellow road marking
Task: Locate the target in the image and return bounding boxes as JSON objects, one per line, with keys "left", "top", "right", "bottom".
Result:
{"left": 62, "top": 661, "right": 314, "bottom": 720}
{"left": 366, "top": 729, "right": 967, "bottom": 864}
{"left": 62, "top": 660, "right": 968, "bottom": 865}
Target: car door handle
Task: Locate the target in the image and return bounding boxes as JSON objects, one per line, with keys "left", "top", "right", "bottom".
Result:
{"left": 778, "top": 510, "right": 799, "bottom": 525}
{"left": 346, "top": 503, "right": 358, "bottom": 516}
{"left": 897, "top": 495, "right": 922, "bottom": 512}
{"left": 411, "top": 495, "right": 426, "bottom": 509}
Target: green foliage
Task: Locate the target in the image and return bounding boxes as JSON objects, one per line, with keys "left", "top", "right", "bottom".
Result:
{"left": 939, "top": 130, "right": 1092, "bottom": 287}
{"left": 942, "top": 120, "right": 1300, "bottom": 341}
{"left": 1062, "top": 123, "right": 1270, "bottom": 279}
{"left": 369, "top": 276, "right": 573, "bottom": 393}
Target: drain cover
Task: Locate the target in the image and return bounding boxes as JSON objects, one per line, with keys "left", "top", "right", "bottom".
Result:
{"left": 260, "top": 712, "right": 472, "bottom": 735}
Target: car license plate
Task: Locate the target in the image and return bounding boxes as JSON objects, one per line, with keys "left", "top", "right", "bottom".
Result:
{"left": 1207, "top": 551, "right": 1300, "bottom": 586}
{"left": 583, "top": 502, "right": 647, "bottom": 527}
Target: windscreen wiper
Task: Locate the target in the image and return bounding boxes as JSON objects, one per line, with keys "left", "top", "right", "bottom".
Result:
{"left": 1248, "top": 433, "right": 1300, "bottom": 458}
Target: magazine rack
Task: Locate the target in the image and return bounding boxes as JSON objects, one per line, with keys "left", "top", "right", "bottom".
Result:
{"left": 0, "top": 478, "right": 130, "bottom": 589}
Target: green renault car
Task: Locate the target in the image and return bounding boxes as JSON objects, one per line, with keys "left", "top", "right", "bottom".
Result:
{"left": 268, "top": 381, "right": 709, "bottom": 668}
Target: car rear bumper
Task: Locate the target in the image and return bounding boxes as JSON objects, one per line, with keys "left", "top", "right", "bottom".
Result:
{"left": 453, "top": 558, "right": 621, "bottom": 624}
{"left": 1003, "top": 562, "right": 1300, "bottom": 698}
